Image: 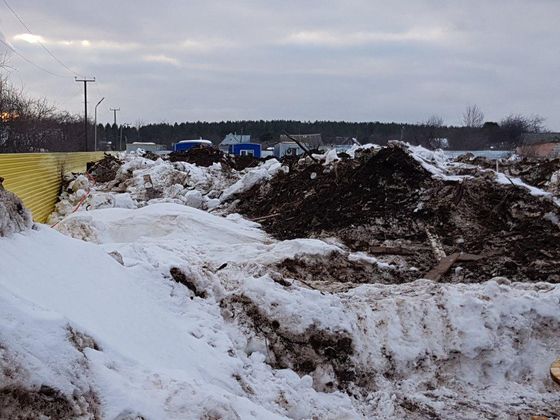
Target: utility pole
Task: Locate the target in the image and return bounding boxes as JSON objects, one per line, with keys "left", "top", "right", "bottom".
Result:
{"left": 119, "top": 123, "right": 129, "bottom": 151}
{"left": 75, "top": 77, "right": 95, "bottom": 151}
{"left": 110, "top": 107, "right": 120, "bottom": 126}
{"left": 94, "top": 97, "right": 105, "bottom": 152}
{"left": 109, "top": 107, "right": 120, "bottom": 151}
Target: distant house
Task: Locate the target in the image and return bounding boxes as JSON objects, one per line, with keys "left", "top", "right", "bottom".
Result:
{"left": 126, "top": 142, "right": 166, "bottom": 153}
{"left": 279, "top": 134, "right": 322, "bottom": 149}
{"left": 517, "top": 133, "right": 560, "bottom": 158}
{"left": 229, "top": 143, "right": 261, "bottom": 158}
{"left": 220, "top": 133, "right": 251, "bottom": 153}
{"left": 320, "top": 136, "right": 358, "bottom": 153}
{"left": 274, "top": 142, "right": 306, "bottom": 158}
{"left": 261, "top": 147, "right": 274, "bottom": 158}
{"left": 173, "top": 139, "right": 213, "bottom": 152}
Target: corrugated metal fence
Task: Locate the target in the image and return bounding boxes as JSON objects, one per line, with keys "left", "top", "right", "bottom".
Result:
{"left": 0, "top": 152, "right": 107, "bottom": 223}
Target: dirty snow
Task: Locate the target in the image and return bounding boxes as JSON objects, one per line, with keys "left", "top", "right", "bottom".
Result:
{"left": 2, "top": 147, "right": 560, "bottom": 418}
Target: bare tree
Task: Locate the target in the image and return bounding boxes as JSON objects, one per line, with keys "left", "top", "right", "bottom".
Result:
{"left": 1, "top": 66, "right": 84, "bottom": 152}
{"left": 462, "top": 104, "right": 484, "bottom": 128}
{"left": 425, "top": 115, "right": 444, "bottom": 128}
{"left": 500, "top": 114, "right": 546, "bottom": 146}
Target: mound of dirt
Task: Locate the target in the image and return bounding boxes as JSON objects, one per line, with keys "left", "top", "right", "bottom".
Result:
{"left": 506, "top": 157, "right": 560, "bottom": 188}
{"left": 230, "top": 154, "right": 260, "bottom": 171}
{"left": 455, "top": 154, "right": 560, "bottom": 193}
{"left": 169, "top": 146, "right": 262, "bottom": 171}
{"left": 141, "top": 150, "right": 161, "bottom": 161}
{"left": 235, "top": 144, "right": 560, "bottom": 282}
{"left": 236, "top": 145, "right": 433, "bottom": 239}
{"left": 169, "top": 147, "right": 225, "bottom": 167}
{"left": 87, "top": 154, "right": 123, "bottom": 183}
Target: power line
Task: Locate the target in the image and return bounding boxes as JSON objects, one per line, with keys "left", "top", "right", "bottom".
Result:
{"left": 2, "top": 0, "right": 82, "bottom": 77}
{"left": 0, "top": 37, "right": 67, "bottom": 78}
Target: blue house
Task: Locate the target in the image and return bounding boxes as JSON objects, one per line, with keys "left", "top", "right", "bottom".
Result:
{"left": 229, "top": 143, "right": 261, "bottom": 158}
{"left": 174, "top": 139, "right": 213, "bottom": 152}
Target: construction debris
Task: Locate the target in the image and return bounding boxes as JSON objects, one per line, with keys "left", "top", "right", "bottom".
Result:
{"left": 455, "top": 154, "right": 560, "bottom": 195}
{"left": 233, "top": 144, "right": 560, "bottom": 283}
{"left": 169, "top": 147, "right": 225, "bottom": 167}
{"left": 169, "top": 146, "right": 261, "bottom": 171}
{"left": 87, "top": 153, "right": 123, "bottom": 183}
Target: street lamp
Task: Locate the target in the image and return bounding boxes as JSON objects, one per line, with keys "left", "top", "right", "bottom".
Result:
{"left": 94, "top": 97, "right": 105, "bottom": 151}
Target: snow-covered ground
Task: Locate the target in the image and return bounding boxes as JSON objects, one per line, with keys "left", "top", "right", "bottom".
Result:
{"left": 1, "top": 148, "right": 559, "bottom": 418}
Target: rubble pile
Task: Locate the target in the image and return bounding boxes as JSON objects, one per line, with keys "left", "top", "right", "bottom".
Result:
{"left": 169, "top": 147, "right": 228, "bottom": 167}
{"left": 505, "top": 158, "right": 560, "bottom": 193}
{"left": 234, "top": 144, "right": 560, "bottom": 282}
{"left": 169, "top": 146, "right": 261, "bottom": 171}
{"left": 232, "top": 154, "right": 260, "bottom": 170}
{"left": 87, "top": 153, "right": 123, "bottom": 183}
{"left": 141, "top": 150, "right": 161, "bottom": 161}
{"left": 455, "top": 153, "right": 560, "bottom": 195}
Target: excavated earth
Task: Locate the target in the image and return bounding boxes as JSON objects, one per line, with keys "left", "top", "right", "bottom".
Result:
{"left": 234, "top": 146, "right": 560, "bottom": 283}
{"left": 168, "top": 147, "right": 260, "bottom": 171}
{"left": 87, "top": 154, "right": 123, "bottom": 183}
{"left": 455, "top": 153, "right": 560, "bottom": 192}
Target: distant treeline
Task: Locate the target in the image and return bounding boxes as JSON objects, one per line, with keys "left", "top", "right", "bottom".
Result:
{"left": 98, "top": 117, "right": 543, "bottom": 151}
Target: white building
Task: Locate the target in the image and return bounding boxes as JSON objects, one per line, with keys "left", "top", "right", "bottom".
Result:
{"left": 273, "top": 142, "right": 306, "bottom": 158}
{"left": 219, "top": 133, "right": 251, "bottom": 153}
{"left": 125, "top": 142, "right": 166, "bottom": 153}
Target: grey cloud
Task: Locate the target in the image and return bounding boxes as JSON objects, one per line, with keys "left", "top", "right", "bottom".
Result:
{"left": 1, "top": 0, "right": 559, "bottom": 128}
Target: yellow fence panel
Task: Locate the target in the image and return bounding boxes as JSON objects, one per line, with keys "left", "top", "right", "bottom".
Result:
{"left": 0, "top": 152, "right": 108, "bottom": 223}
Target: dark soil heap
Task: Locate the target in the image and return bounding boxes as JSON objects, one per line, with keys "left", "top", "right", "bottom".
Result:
{"left": 235, "top": 145, "right": 560, "bottom": 282}
{"left": 169, "top": 147, "right": 226, "bottom": 167}
{"left": 87, "top": 154, "right": 123, "bottom": 183}
{"left": 455, "top": 154, "right": 560, "bottom": 191}
{"left": 507, "top": 158, "right": 560, "bottom": 188}
{"left": 169, "top": 146, "right": 261, "bottom": 171}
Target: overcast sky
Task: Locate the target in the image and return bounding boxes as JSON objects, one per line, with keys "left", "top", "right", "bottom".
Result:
{"left": 1, "top": 0, "right": 559, "bottom": 129}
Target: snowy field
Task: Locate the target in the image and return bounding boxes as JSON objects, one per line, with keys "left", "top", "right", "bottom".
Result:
{"left": 1, "top": 144, "right": 559, "bottom": 419}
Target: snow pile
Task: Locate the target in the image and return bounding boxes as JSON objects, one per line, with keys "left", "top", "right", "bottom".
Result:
{"left": 48, "top": 174, "right": 138, "bottom": 225}
{"left": 405, "top": 143, "right": 467, "bottom": 181}
{"left": 49, "top": 155, "right": 246, "bottom": 224}
{"left": 344, "top": 280, "right": 560, "bottom": 418}
{"left": 111, "top": 157, "right": 238, "bottom": 207}
{"left": 1, "top": 204, "right": 358, "bottom": 418}
{"left": 3, "top": 202, "right": 559, "bottom": 417}
{"left": 220, "top": 158, "right": 284, "bottom": 202}
{"left": 346, "top": 143, "right": 380, "bottom": 159}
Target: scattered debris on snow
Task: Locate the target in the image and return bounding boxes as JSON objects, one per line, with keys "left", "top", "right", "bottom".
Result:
{"left": 3, "top": 144, "right": 560, "bottom": 418}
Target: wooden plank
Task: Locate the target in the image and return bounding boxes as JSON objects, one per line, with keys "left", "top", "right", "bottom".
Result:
{"left": 456, "top": 253, "right": 485, "bottom": 262}
{"left": 424, "top": 253, "right": 461, "bottom": 281}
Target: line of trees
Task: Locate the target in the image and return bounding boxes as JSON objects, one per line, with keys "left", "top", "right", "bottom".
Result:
{"left": 99, "top": 108, "right": 546, "bottom": 151}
